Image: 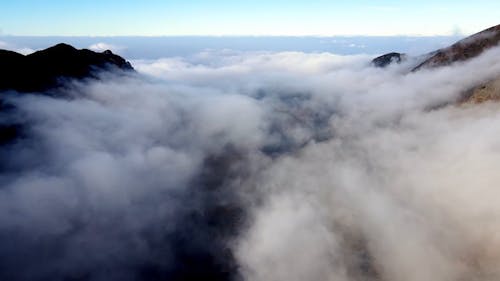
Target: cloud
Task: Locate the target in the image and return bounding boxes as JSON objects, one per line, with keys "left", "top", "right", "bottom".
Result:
{"left": 235, "top": 48, "right": 500, "bottom": 281}
{"left": 1, "top": 45, "right": 500, "bottom": 281}
{"left": 89, "top": 42, "right": 126, "bottom": 53}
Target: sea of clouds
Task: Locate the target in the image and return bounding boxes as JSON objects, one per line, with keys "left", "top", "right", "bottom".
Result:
{"left": 1, "top": 44, "right": 500, "bottom": 281}
{"left": 0, "top": 35, "right": 461, "bottom": 58}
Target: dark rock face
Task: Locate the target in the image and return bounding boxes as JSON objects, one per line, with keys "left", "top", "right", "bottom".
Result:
{"left": 413, "top": 24, "right": 500, "bottom": 71}
{"left": 371, "top": 52, "right": 405, "bottom": 68}
{"left": 0, "top": 43, "right": 134, "bottom": 93}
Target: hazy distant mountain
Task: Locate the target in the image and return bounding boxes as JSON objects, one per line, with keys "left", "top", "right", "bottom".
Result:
{"left": 0, "top": 43, "right": 133, "bottom": 93}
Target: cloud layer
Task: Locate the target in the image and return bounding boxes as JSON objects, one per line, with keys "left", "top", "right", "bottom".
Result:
{"left": 2, "top": 46, "right": 500, "bottom": 281}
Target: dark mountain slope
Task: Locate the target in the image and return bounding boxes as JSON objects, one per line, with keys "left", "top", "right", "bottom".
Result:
{"left": 0, "top": 43, "right": 133, "bottom": 93}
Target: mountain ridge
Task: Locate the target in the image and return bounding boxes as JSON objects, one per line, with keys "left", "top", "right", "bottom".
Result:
{"left": 0, "top": 43, "right": 134, "bottom": 93}
{"left": 372, "top": 24, "right": 500, "bottom": 70}
{"left": 413, "top": 24, "right": 500, "bottom": 71}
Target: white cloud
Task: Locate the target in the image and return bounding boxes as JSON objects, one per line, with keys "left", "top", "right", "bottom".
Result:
{"left": 2, "top": 46, "right": 500, "bottom": 280}
{"left": 88, "top": 42, "right": 125, "bottom": 53}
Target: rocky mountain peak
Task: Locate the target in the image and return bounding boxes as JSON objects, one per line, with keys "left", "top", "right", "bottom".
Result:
{"left": 0, "top": 43, "right": 134, "bottom": 93}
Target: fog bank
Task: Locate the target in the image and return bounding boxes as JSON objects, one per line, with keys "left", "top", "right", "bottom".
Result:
{"left": 2, "top": 45, "right": 500, "bottom": 281}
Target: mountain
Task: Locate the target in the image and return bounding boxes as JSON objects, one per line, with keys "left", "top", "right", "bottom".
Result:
{"left": 0, "top": 43, "right": 134, "bottom": 93}
{"left": 371, "top": 52, "right": 406, "bottom": 68}
{"left": 372, "top": 24, "right": 500, "bottom": 71}
{"left": 413, "top": 24, "right": 500, "bottom": 71}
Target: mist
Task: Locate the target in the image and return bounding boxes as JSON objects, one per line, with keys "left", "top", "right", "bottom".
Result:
{"left": 2, "top": 44, "right": 500, "bottom": 281}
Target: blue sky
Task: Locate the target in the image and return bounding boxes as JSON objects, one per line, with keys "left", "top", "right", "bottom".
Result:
{"left": 1, "top": 0, "right": 499, "bottom": 36}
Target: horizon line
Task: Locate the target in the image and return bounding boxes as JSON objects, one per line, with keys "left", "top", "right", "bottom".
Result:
{"left": 0, "top": 34, "right": 467, "bottom": 38}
